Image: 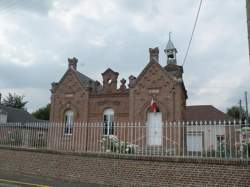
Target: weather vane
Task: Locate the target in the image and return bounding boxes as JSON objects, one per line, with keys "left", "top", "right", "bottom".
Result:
{"left": 169, "top": 31, "right": 172, "bottom": 40}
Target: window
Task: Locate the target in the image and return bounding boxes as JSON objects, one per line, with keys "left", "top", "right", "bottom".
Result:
{"left": 64, "top": 110, "right": 74, "bottom": 135}
{"left": 103, "top": 108, "right": 114, "bottom": 135}
{"left": 187, "top": 132, "right": 203, "bottom": 152}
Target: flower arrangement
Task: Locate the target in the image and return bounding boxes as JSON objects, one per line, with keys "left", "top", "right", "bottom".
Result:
{"left": 101, "top": 135, "right": 136, "bottom": 154}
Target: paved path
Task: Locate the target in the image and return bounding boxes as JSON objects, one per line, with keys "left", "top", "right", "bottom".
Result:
{"left": 0, "top": 173, "right": 106, "bottom": 187}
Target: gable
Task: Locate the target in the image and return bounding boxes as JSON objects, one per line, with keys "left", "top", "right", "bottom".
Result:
{"left": 102, "top": 68, "right": 119, "bottom": 76}
{"left": 134, "top": 61, "right": 175, "bottom": 89}
{"left": 54, "top": 69, "right": 89, "bottom": 94}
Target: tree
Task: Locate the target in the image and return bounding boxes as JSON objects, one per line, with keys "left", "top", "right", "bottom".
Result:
{"left": 32, "top": 104, "right": 50, "bottom": 120}
{"left": 227, "top": 106, "right": 249, "bottom": 121}
{"left": 2, "top": 93, "right": 28, "bottom": 109}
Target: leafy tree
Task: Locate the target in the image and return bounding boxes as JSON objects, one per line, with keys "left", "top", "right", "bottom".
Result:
{"left": 32, "top": 104, "right": 50, "bottom": 120}
{"left": 227, "top": 106, "right": 249, "bottom": 122}
{"left": 2, "top": 93, "right": 28, "bottom": 109}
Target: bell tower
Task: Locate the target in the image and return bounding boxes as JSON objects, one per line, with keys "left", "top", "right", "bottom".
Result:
{"left": 164, "top": 33, "right": 177, "bottom": 65}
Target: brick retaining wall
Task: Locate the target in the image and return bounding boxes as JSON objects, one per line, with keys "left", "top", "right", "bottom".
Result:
{"left": 0, "top": 148, "right": 249, "bottom": 187}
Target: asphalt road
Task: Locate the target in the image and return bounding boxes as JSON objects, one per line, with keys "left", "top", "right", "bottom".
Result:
{"left": 0, "top": 173, "right": 106, "bottom": 187}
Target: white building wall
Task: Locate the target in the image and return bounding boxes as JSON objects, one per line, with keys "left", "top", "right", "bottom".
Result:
{"left": 187, "top": 125, "right": 225, "bottom": 151}
{"left": 0, "top": 113, "right": 7, "bottom": 124}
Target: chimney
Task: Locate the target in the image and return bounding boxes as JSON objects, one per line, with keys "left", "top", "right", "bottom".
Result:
{"left": 149, "top": 47, "right": 159, "bottom": 62}
{"left": 68, "top": 57, "right": 78, "bottom": 70}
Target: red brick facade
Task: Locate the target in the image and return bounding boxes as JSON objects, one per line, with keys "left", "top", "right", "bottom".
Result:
{"left": 50, "top": 47, "right": 187, "bottom": 123}
{"left": 1, "top": 148, "right": 249, "bottom": 187}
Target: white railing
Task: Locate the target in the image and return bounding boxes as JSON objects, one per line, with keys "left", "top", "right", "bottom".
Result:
{"left": 0, "top": 121, "right": 249, "bottom": 160}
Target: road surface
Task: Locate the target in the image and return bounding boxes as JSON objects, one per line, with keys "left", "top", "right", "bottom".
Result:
{"left": 0, "top": 172, "right": 106, "bottom": 187}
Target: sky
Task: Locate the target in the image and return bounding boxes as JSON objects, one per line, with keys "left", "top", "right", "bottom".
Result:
{"left": 0, "top": 0, "right": 249, "bottom": 113}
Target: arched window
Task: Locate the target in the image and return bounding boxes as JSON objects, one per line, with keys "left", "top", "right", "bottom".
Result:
{"left": 103, "top": 108, "right": 114, "bottom": 135}
{"left": 64, "top": 110, "right": 74, "bottom": 135}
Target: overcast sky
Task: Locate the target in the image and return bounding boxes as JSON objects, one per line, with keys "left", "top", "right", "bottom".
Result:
{"left": 0, "top": 0, "right": 249, "bottom": 113}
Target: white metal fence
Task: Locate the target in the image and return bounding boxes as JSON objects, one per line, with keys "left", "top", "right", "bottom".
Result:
{"left": 0, "top": 121, "right": 249, "bottom": 160}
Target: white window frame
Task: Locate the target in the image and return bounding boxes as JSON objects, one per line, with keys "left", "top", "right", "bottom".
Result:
{"left": 187, "top": 132, "right": 203, "bottom": 152}
{"left": 64, "top": 110, "right": 74, "bottom": 135}
{"left": 103, "top": 108, "right": 114, "bottom": 135}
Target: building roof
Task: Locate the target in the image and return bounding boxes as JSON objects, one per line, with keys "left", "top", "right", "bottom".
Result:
{"left": 166, "top": 39, "right": 176, "bottom": 50}
{"left": 102, "top": 68, "right": 119, "bottom": 76}
{"left": 0, "top": 105, "right": 41, "bottom": 123}
{"left": 186, "top": 105, "right": 231, "bottom": 122}
{"left": 75, "top": 71, "right": 96, "bottom": 89}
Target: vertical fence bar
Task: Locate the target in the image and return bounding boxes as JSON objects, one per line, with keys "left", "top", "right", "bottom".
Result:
{"left": 94, "top": 122, "right": 97, "bottom": 153}
{"left": 81, "top": 122, "right": 84, "bottom": 153}
{"left": 145, "top": 121, "right": 147, "bottom": 156}
{"left": 209, "top": 121, "right": 212, "bottom": 158}
{"left": 134, "top": 122, "right": 136, "bottom": 156}
{"left": 63, "top": 122, "right": 67, "bottom": 152}
{"left": 247, "top": 120, "right": 249, "bottom": 161}
{"left": 117, "top": 122, "right": 120, "bottom": 154}
{"left": 219, "top": 121, "right": 222, "bottom": 159}
{"left": 224, "top": 120, "right": 227, "bottom": 159}
{"left": 58, "top": 122, "right": 61, "bottom": 151}
{"left": 59, "top": 122, "right": 62, "bottom": 151}
{"left": 52, "top": 122, "right": 55, "bottom": 151}
{"left": 195, "top": 121, "right": 198, "bottom": 157}
{"left": 199, "top": 121, "right": 202, "bottom": 158}
{"left": 173, "top": 121, "right": 176, "bottom": 157}
{"left": 234, "top": 120, "right": 237, "bottom": 159}
{"left": 11, "top": 123, "right": 14, "bottom": 148}
{"left": 170, "top": 121, "right": 173, "bottom": 157}
{"left": 240, "top": 120, "right": 243, "bottom": 160}
{"left": 178, "top": 121, "right": 180, "bottom": 157}
{"left": 76, "top": 122, "right": 80, "bottom": 153}
{"left": 122, "top": 122, "right": 124, "bottom": 154}
{"left": 91, "top": 122, "right": 94, "bottom": 153}
{"left": 130, "top": 122, "right": 132, "bottom": 155}
{"left": 229, "top": 121, "right": 232, "bottom": 159}
{"left": 165, "top": 121, "right": 169, "bottom": 156}
{"left": 182, "top": 121, "right": 185, "bottom": 157}
{"left": 138, "top": 122, "right": 141, "bottom": 156}
{"left": 125, "top": 122, "right": 127, "bottom": 155}
{"left": 27, "top": 122, "right": 30, "bottom": 149}
{"left": 202, "top": 121, "right": 205, "bottom": 158}
{"left": 161, "top": 122, "right": 164, "bottom": 156}
{"left": 190, "top": 121, "right": 193, "bottom": 158}
{"left": 33, "top": 122, "right": 35, "bottom": 149}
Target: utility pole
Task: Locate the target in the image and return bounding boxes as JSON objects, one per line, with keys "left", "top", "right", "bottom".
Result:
{"left": 245, "top": 91, "right": 249, "bottom": 121}
{"left": 239, "top": 99, "right": 242, "bottom": 120}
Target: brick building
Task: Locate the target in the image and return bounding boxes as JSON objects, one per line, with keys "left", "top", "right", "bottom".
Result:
{"left": 49, "top": 39, "right": 229, "bottom": 150}
{"left": 50, "top": 39, "right": 186, "bottom": 123}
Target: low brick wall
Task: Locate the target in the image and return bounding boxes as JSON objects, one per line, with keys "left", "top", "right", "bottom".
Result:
{"left": 0, "top": 148, "right": 249, "bottom": 187}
